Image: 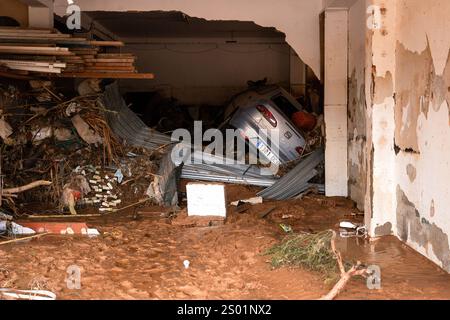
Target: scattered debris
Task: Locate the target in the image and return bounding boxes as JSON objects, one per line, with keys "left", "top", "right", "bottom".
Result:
{"left": 17, "top": 222, "right": 98, "bottom": 236}
{"left": 230, "top": 196, "right": 263, "bottom": 206}
{"left": 0, "top": 233, "right": 49, "bottom": 246}
{"left": 258, "top": 207, "right": 277, "bottom": 219}
{"left": 0, "top": 81, "right": 177, "bottom": 218}
{"left": 279, "top": 224, "right": 293, "bottom": 233}
{"left": 339, "top": 221, "right": 367, "bottom": 238}
{"left": 0, "top": 221, "right": 35, "bottom": 235}
{"left": 71, "top": 114, "right": 103, "bottom": 145}
{"left": 0, "top": 288, "right": 56, "bottom": 300}
{"left": 0, "top": 117, "right": 12, "bottom": 140}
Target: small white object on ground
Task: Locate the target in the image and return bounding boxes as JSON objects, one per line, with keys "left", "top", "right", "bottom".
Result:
{"left": 0, "top": 221, "right": 36, "bottom": 235}
{"left": 183, "top": 260, "right": 190, "bottom": 269}
{"left": 0, "top": 288, "right": 56, "bottom": 300}
{"left": 230, "top": 196, "right": 263, "bottom": 206}
{"left": 186, "top": 183, "right": 226, "bottom": 217}
{"left": 339, "top": 221, "right": 358, "bottom": 229}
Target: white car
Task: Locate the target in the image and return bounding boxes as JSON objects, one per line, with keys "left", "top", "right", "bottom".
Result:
{"left": 223, "top": 84, "right": 307, "bottom": 165}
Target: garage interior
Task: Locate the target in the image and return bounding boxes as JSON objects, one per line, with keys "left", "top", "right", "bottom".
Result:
{"left": 0, "top": 0, "right": 449, "bottom": 300}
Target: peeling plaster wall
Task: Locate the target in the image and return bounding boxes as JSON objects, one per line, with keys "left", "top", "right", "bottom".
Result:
{"left": 348, "top": 0, "right": 367, "bottom": 210}
{"left": 365, "top": 0, "right": 397, "bottom": 237}
{"left": 368, "top": 0, "right": 450, "bottom": 272}
{"left": 53, "top": 0, "right": 324, "bottom": 79}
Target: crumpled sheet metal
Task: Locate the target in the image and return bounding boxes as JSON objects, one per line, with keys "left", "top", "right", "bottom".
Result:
{"left": 102, "top": 82, "right": 172, "bottom": 150}
{"left": 257, "top": 148, "right": 324, "bottom": 200}
{"left": 174, "top": 147, "right": 279, "bottom": 187}
{"left": 146, "top": 146, "right": 180, "bottom": 206}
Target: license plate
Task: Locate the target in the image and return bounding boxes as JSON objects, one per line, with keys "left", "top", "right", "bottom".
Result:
{"left": 256, "top": 141, "right": 281, "bottom": 165}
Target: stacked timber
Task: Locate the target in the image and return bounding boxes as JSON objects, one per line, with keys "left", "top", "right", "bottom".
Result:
{"left": 0, "top": 27, "right": 153, "bottom": 79}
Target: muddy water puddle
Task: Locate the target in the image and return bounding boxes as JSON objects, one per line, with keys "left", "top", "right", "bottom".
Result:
{"left": 335, "top": 235, "right": 450, "bottom": 299}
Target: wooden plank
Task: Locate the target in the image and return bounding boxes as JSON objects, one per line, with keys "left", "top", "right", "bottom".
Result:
{"left": 0, "top": 42, "right": 56, "bottom": 47}
{"left": 0, "top": 36, "right": 90, "bottom": 44}
{"left": 0, "top": 59, "right": 66, "bottom": 68}
{"left": 0, "top": 54, "right": 59, "bottom": 61}
{"left": 0, "top": 32, "right": 72, "bottom": 38}
{"left": 89, "top": 41, "right": 125, "bottom": 47}
{"left": 96, "top": 53, "right": 134, "bottom": 57}
{"left": 84, "top": 58, "right": 134, "bottom": 63}
{"left": 0, "top": 46, "right": 71, "bottom": 56}
{"left": 0, "top": 27, "right": 54, "bottom": 34}
{"left": 6, "top": 65, "right": 62, "bottom": 73}
{"left": 87, "top": 65, "right": 134, "bottom": 71}
{"left": 85, "top": 62, "right": 134, "bottom": 67}
{"left": 57, "top": 72, "right": 154, "bottom": 79}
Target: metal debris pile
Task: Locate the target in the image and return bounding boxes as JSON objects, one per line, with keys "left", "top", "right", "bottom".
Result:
{"left": 0, "top": 80, "right": 170, "bottom": 216}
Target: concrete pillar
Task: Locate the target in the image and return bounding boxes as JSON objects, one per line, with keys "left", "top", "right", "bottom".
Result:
{"left": 324, "top": 9, "right": 348, "bottom": 197}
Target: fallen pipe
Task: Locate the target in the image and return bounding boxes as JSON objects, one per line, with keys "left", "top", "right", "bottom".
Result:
{"left": 1, "top": 180, "right": 52, "bottom": 194}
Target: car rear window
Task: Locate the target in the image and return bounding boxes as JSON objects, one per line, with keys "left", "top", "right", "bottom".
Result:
{"left": 271, "top": 95, "right": 299, "bottom": 118}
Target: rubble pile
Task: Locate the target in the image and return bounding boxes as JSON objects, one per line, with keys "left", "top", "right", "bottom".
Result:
{"left": 0, "top": 80, "right": 163, "bottom": 216}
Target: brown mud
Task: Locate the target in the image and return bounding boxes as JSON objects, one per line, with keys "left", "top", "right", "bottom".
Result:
{"left": 1, "top": 184, "right": 450, "bottom": 300}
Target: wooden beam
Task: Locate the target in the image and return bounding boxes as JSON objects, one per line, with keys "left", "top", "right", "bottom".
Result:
{"left": 57, "top": 72, "right": 154, "bottom": 79}
{"left": 0, "top": 46, "right": 71, "bottom": 55}
{"left": 0, "top": 59, "right": 66, "bottom": 68}
{"left": 89, "top": 40, "right": 125, "bottom": 47}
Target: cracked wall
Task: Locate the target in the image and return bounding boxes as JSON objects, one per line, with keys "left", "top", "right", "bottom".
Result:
{"left": 368, "top": 0, "right": 450, "bottom": 272}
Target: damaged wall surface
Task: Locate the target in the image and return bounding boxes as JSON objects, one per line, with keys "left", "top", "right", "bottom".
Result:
{"left": 347, "top": 0, "right": 367, "bottom": 210}
{"left": 53, "top": 0, "right": 323, "bottom": 79}
{"left": 367, "top": 0, "right": 450, "bottom": 272}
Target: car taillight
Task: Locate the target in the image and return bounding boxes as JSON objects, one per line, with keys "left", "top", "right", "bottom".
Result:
{"left": 256, "top": 105, "right": 277, "bottom": 127}
{"left": 296, "top": 146, "right": 304, "bottom": 155}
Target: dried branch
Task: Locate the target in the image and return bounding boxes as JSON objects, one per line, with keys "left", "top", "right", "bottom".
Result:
{"left": 320, "top": 231, "right": 368, "bottom": 300}
{"left": 1, "top": 180, "right": 52, "bottom": 194}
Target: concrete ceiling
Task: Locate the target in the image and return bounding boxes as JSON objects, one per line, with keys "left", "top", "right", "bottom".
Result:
{"left": 324, "top": 0, "right": 359, "bottom": 9}
{"left": 83, "top": 11, "right": 286, "bottom": 39}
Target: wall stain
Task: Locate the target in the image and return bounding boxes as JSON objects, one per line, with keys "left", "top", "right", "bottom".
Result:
{"left": 348, "top": 69, "right": 367, "bottom": 210}
{"left": 375, "top": 222, "right": 393, "bottom": 236}
{"left": 406, "top": 164, "right": 416, "bottom": 182}
{"left": 430, "top": 199, "right": 435, "bottom": 218}
{"left": 396, "top": 186, "right": 450, "bottom": 272}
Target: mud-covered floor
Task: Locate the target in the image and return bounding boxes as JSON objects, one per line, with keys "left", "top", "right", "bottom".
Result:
{"left": 1, "top": 184, "right": 450, "bottom": 300}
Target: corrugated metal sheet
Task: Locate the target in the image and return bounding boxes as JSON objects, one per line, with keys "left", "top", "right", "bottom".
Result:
{"left": 102, "top": 82, "right": 173, "bottom": 150}
{"left": 257, "top": 148, "right": 324, "bottom": 200}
